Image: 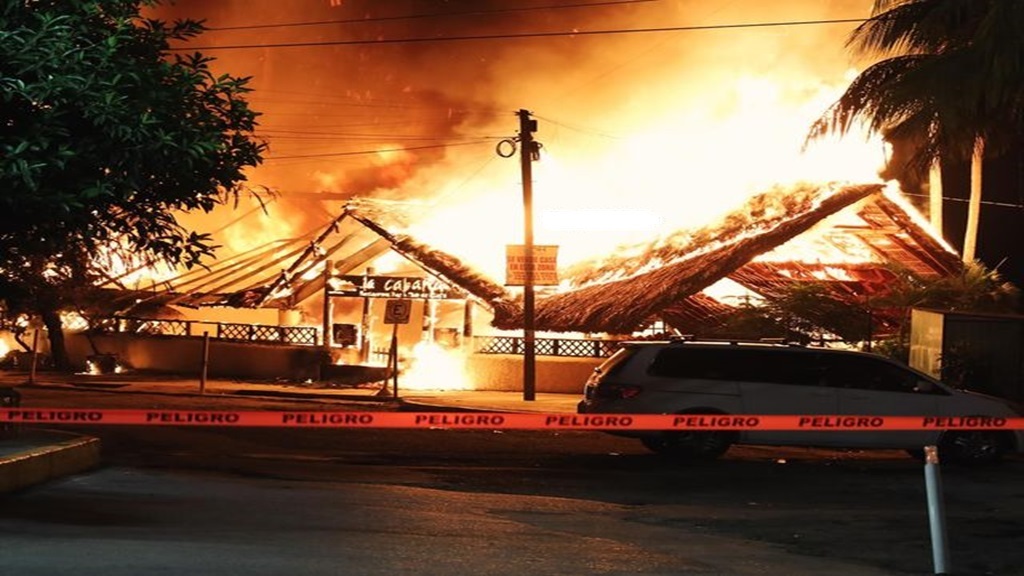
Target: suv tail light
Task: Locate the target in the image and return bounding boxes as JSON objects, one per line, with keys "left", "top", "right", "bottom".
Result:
{"left": 594, "top": 383, "right": 643, "bottom": 400}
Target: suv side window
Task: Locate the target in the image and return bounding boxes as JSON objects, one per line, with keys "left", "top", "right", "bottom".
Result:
{"left": 648, "top": 347, "right": 820, "bottom": 386}
{"left": 819, "top": 354, "right": 940, "bottom": 394}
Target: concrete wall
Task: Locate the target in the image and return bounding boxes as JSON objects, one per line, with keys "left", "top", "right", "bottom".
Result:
{"left": 66, "top": 332, "right": 327, "bottom": 381}
{"left": 466, "top": 354, "right": 600, "bottom": 394}
{"left": 63, "top": 332, "right": 602, "bottom": 393}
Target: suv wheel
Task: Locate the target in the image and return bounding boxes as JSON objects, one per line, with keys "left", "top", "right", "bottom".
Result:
{"left": 938, "top": 431, "right": 1006, "bottom": 466}
{"left": 641, "top": 431, "right": 733, "bottom": 461}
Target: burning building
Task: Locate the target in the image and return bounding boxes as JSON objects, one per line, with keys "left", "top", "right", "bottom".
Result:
{"left": 45, "top": 1, "right": 990, "bottom": 390}
{"left": 82, "top": 176, "right": 962, "bottom": 391}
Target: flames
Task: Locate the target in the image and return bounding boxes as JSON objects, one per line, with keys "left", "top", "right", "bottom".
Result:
{"left": 146, "top": 1, "right": 896, "bottom": 288}
{"left": 91, "top": 240, "right": 180, "bottom": 291}
{"left": 385, "top": 74, "right": 889, "bottom": 283}
{"left": 399, "top": 341, "right": 472, "bottom": 392}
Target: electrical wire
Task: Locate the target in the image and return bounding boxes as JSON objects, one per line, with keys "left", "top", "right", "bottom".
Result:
{"left": 263, "top": 139, "right": 493, "bottom": 160}
{"left": 902, "top": 193, "right": 1024, "bottom": 210}
{"left": 260, "top": 132, "right": 496, "bottom": 142}
{"left": 206, "top": 0, "right": 658, "bottom": 32}
{"left": 531, "top": 113, "right": 621, "bottom": 140}
{"left": 172, "top": 18, "right": 868, "bottom": 51}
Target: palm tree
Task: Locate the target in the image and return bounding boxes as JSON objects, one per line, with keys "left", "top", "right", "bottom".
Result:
{"left": 808, "top": 0, "right": 1024, "bottom": 263}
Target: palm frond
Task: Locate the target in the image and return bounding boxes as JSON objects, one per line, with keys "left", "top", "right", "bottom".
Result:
{"left": 806, "top": 56, "right": 927, "bottom": 141}
{"left": 855, "top": 0, "right": 989, "bottom": 56}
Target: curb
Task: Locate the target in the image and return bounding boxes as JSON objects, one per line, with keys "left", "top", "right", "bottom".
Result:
{"left": 0, "top": 432, "right": 102, "bottom": 493}
{"left": 18, "top": 381, "right": 395, "bottom": 404}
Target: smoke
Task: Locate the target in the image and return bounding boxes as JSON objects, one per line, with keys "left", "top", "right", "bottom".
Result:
{"left": 153, "top": 0, "right": 875, "bottom": 263}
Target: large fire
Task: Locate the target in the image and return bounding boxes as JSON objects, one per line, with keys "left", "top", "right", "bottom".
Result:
{"left": 124, "top": 2, "right": 927, "bottom": 389}
{"left": 150, "top": 0, "right": 885, "bottom": 275}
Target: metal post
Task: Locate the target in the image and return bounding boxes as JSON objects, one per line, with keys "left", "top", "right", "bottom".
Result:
{"left": 360, "top": 267, "right": 374, "bottom": 364}
{"left": 322, "top": 260, "right": 334, "bottom": 353}
{"left": 29, "top": 329, "right": 39, "bottom": 385}
{"left": 422, "top": 299, "right": 436, "bottom": 342}
{"left": 462, "top": 299, "right": 474, "bottom": 350}
{"left": 390, "top": 323, "right": 399, "bottom": 399}
{"left": 200, "top": 331, "right": 210, "bottom": 395}
{"left": 518, "top": 108, "right": 537, "bottom": 402}
{"left": 924, "top": 445, "right": 951, "bottom": 574}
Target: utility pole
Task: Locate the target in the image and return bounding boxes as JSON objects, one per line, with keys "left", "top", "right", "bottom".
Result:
{"left": 518, "top": 109, "right": 538, "bottom": 402}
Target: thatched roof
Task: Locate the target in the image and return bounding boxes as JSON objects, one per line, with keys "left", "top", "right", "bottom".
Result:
{"left": 108, "top": 181, "right": 961, "bottom": 339}
{"left": 492, "top": 182, "right": 886, "bottom": 334}
{"left": 111, "top": 200, "right": 513, "bottom": 311}
{"left": 344, "top": 209, "right": 518, "bottom": 317}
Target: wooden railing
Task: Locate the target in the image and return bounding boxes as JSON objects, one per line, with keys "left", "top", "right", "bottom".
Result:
{"left": 91, "top": 317, "right": 623, "bottom": 358}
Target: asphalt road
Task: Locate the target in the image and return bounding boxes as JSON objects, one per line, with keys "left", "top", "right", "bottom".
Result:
{"left": 4, "top": 387, "right": 1024, "bottom": 575}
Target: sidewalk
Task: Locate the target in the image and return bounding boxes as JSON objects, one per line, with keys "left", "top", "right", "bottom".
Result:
{"left": 0, "top": 370, "right": 581, "bottom": 493}
{"left": 0, "top": 370, "right": 582, "bottom": 413}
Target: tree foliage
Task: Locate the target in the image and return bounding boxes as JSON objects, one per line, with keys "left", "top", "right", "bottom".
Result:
{"left": 808, "top": 0, "right": 1024, "bottom": 168}
{"left": 0, "top": 0, "right": 266, "bottom": 366}
{"left": 702, "top": 262, "right": 1019, "bottom": 356}
{"left": 703, "top": 284, "right": 873, "bottom": 346}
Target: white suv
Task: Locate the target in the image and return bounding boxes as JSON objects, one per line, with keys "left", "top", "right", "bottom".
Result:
{"left": 577, "top": 339, "right": 1023, "bottom": 465}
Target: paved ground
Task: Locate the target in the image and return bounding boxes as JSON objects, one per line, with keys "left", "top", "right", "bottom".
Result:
{"left": 0, "top": 369, "right": 581, "bottom": 492}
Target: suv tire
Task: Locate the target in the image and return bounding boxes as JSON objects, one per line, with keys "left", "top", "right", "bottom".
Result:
{"left": 938, "top": 430, "right": 1006, "bottom": 466}
{"left": 641, "top": 431, "right": 733, "bottom": 461}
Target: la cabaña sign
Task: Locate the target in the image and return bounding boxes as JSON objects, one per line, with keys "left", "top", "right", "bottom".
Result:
{"left": 328, "top": 275, "right": 461, "bottom": 300}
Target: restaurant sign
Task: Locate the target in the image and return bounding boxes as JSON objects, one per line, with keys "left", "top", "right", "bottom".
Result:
{"left": 328, "top": 275, "right": 460, "bottom": 300}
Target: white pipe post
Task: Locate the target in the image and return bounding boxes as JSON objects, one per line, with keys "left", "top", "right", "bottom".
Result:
{"left": 924, "top": 445, "right": 950, "bottom": 574}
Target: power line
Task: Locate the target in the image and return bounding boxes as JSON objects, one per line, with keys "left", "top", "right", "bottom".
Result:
{"left": 263, "top": 140, "right": 492, "bottom": 160}
{"left": 207, "top": 0, "right": 657, "bottom": 32}
{"left": 902, "top": 193, "right": 1024, "bottom": 210}
{"left": 531, "top": 113, "right": 622, "bottom": 140}
{"left": 259, "top": 131, "right": 497, "bottom": 142}
{"left": 173, "top": 18, "right": 868, "bottom": 51}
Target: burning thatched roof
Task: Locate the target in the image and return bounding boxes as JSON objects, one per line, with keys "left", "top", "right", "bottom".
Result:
{"left": 492, "top": 182, "right": 889, "bottom": 334}
{"left": 111, "top": 200, "right": 513, "bottom": 312}
{"left": 344, "top": 209, "right": 519, "bottom": 317}
{"left": 110, "top": 180, "right": 961, "bottom": 339}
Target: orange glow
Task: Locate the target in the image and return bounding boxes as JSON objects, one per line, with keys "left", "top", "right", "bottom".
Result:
{"left": 390, "top": 74, "right": 889, "bottom": 283}
{"left": 399, "top": 341, "right": 472, "bottom": 391}
{"left": 157, "top": 0, "right": 896, "bottom": 286}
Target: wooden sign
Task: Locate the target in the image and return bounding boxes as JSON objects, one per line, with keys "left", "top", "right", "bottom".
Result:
{"left": 505, "top": 244, "right": 559, "bottom": 286}
{"left": 328, "top": 274, "right": 459, "bottom": 300}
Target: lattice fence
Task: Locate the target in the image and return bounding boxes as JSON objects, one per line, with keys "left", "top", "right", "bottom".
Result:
{"left": 92, "top": 316, "right": 623, "bottom": 357}
{"left": 127, "top": 319, "right": 189, "bottom": 336}
{"left": 281, "top": 326, "right": 318, "bottom": 346}
{"left": 94, "top": 316, "right": 321, "bottom": 346}
{"left": 473, "top": 336, "right": 623, "bottom": 358}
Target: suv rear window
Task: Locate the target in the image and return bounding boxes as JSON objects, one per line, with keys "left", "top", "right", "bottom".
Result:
{"left": 590, "top": 346, "right": 637, "bottom": 381}
{"left": 648, "top": 346, "right": 820, "bottom": 386}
